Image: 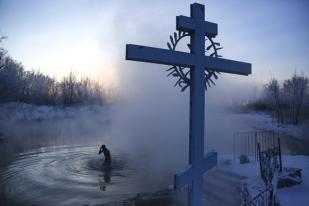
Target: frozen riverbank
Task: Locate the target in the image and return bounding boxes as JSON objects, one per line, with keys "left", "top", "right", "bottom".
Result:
{"left": 1, "top": 103, "right": 308, "bottom": 155}
{"left": 0, "top": 103, "right": 113, "bottom": 152}
{"left": 243, "top": 112, "right": 309, "bottom": 142}
{"left": 222, "top": 155, "right": 309, "bottom": 206}
{"left": 0, "top": 102, "right": 110, "bottom": 121}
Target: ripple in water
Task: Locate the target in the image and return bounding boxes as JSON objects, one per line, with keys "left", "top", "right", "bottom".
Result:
{"left": 0, "top": 145, "right": 160, "bottom": 206}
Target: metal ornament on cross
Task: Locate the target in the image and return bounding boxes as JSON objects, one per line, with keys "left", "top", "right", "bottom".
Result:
{"left": 125, "top": 3, "right": 251, "bottom": 206}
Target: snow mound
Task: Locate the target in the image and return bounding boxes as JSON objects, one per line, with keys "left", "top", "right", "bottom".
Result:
{"left": 222, "top": 155, "right": 309, "bottom": 206}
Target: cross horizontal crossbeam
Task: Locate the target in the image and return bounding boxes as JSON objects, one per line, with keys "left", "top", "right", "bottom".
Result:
{"left": 126, "top": 44, "right": 251, "bottom": 75}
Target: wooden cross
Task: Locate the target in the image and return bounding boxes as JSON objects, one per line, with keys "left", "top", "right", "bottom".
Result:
{"left": 125, "top": 3, "right": 251, "bottom": 206}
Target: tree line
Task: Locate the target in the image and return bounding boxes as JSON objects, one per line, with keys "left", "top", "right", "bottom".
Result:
{"left": 247, "top": 73, "right": 309, "bottom": 125}
{"left": 0, "top": 37, "right": 108, "bottom": 106}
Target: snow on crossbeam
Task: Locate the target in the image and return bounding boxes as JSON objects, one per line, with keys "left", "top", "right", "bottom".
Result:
{"left": 126, "top": 44, "right": 251, "bottom": 75}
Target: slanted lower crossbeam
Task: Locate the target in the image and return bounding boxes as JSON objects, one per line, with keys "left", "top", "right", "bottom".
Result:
{"left": 174, "top": 151, "right": 218, "bottom": 189}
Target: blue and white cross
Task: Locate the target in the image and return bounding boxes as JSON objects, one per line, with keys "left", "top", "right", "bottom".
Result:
{"left": 125, "top": 3, "right": 251, "bottom": 206}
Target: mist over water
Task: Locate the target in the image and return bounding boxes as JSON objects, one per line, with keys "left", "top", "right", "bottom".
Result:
{"left": 109, "top": 62, "right": 259, "bottom": 180}
{"left": 0, "top": 59, "right": 259, "bottom": 206}
{"left": 0, "top": 105, "right": 112, "bottom": 153}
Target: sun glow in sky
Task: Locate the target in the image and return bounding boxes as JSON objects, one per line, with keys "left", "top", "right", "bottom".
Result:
{"left": 0, "top": 0, "right": 309, "bottom": 90}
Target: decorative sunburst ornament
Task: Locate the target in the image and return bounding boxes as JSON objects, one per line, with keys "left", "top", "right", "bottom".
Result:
{"left": 166, "top": 31, "right": 223, "bottom": 91}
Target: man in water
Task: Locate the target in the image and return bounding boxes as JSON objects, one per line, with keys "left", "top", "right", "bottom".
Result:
{"left": 99, "top": 144, "right": 111, "bottom": 164}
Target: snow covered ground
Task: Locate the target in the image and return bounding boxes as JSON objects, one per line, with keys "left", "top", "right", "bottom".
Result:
{"left": 0, "top": 102, "right": 109, "bottom": 121}
{"left": 243, "top": 112, "right": 309, "bottom": 141}
{"left": 222, "top": 155, "right": 309, "bottom": 206}
{"left": 0, "top": 103, "right": 113, "bottom": 148}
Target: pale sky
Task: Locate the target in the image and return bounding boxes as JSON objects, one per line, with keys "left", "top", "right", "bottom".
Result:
{"left": 0, "top": 0, "right": 308, "bottom": 90}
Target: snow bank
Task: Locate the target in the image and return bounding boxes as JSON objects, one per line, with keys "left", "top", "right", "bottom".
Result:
{"left": 276, "top": 156, "right": 309, "bottom": 206}
{"left": 0, "top": 102, "right": 113, "bottom": 148}
{"left": 222, "top": 155, "right": 309, "bottom": 206}
{"left": 0, "top": 102, "right": 107, "bottom": 121}
{"left": 243, "top": 112, "right": 308, "bottom": 141}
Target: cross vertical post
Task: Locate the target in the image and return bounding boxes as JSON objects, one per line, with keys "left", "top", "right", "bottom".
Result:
{"left": 188, "top": 4, "right": 206, "bottom": 206}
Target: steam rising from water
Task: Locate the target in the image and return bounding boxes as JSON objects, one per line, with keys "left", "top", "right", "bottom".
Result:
{"left": 0, "top": 60, "right": 259, "bottom": 206}
{"left": 110, "top": 63, "right": 258, "bottom": 179}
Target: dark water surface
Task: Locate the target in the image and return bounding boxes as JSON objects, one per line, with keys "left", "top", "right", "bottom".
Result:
{"left": 0, "top": 145, "right": 165, "bottom": 206}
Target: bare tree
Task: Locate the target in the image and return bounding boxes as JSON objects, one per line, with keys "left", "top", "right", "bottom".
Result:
{"left": 59, "top": 72, "right": 104, "bottom": 105}
{"left": 59, "top": 71, "right": 76, "bottom": 105}
{"left": 48, "top": 81, "right": 59, "bottom": 105}
{"left": 0, "top": 57, "right": 24, "bottom": 102}
{"left": 265, "top": 78, "right": 283, "bottom": 124}
{"left": 0, "top": 36, "right": 7, "bottom": 71}
{"left": 283, "top": 73, "right": 308, "bottom": 124}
